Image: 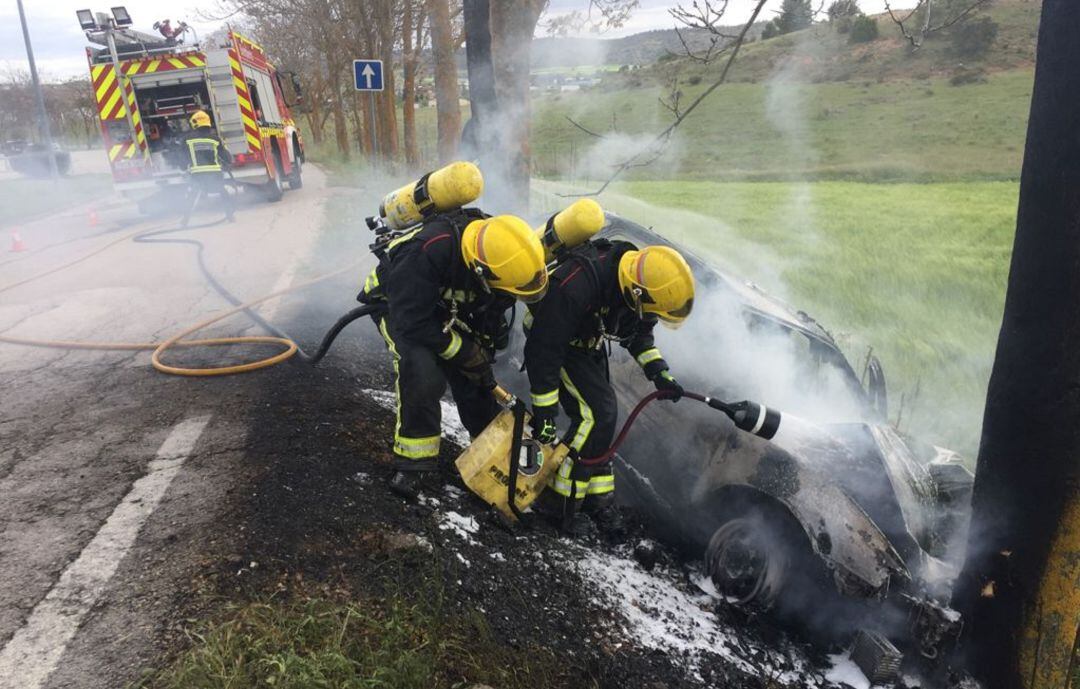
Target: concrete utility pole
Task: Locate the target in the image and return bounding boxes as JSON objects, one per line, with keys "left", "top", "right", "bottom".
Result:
{"left": 15, "top": 0, "right": 60, "bottom": 181}
{"left": 102, "top": 20, "right": 139, "bottom": 152}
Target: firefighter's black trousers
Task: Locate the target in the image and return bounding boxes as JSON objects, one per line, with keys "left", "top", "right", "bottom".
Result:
{"left": 183, "top": 171, "right": 234, "bottom": 224}
{"left": 550, "top": 346, "right": 617, "bottom": 505}
{"left": 377, "top": 317, "right": 500, "bottom": 472}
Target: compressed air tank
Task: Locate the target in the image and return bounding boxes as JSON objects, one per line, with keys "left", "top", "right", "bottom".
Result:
{"left": 379, "top": 161, "right": 484, "bottom": 230}
{"left": 537, "top": 198, "right": 606, "bottom": 262}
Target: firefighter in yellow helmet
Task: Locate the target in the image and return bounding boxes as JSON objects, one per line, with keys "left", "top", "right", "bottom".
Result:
{"left": 179, "top": 109, "right": 234, "bottom": 225}
{"left": 524, "top": 240, "right": 694, "bottom": 536}
{"left": 361, "top": 209, "right": 547, "bottom": 499}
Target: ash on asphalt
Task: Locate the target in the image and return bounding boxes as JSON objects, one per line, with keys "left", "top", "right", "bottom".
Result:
{"left": 188, "top": 286, "right": 838, "bottom": 688}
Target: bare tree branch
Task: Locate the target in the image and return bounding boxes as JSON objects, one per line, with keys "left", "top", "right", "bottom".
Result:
{"left": 883, "top": 0, "right": 990, "bottom": 50}
{"left": 562, "top": 0, "right": 769, "bottom": 197}
{"left": 564, "top": 115, "right": 607, "bottom": 139}
{"left": 544, "top": 0, "right": 641, "bottom": 34}
{"left": 668, "top": 0, "right": 737, "bottom": 64}
{"left": 658, "top": 78, "right": 683, "bottom": 119}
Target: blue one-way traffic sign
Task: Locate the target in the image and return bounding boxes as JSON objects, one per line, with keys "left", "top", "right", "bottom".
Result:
{"left": 353, "top": 59, "right": 384, "bottom": 92}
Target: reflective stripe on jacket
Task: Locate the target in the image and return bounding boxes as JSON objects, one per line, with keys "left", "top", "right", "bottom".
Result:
{"left": 186, "top": 137, "right": 223, "bottom": 173}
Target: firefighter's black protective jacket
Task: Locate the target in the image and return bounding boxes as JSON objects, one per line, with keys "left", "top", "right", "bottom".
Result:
{"left": 363, "top": 211, "right": 515, "bottom": 357}
{"left": 523, "top": 239, "right": 670, "bottom": 405}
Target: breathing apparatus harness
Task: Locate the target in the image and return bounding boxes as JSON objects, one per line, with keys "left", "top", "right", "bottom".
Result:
{"left": 363, "top": 208, "right": 513, "bottom": 354}
{"left": 552, "top": 238, "right": 641, "bottom": 360}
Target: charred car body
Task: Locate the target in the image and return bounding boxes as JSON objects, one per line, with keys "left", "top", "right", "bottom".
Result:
{"left": 502, "top": 214, "right": 974, "bottom": 660}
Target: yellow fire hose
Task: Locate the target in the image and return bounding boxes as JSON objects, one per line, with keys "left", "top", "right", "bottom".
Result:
{"left": 0, "top": 219, "right": 362, "bottom": 376}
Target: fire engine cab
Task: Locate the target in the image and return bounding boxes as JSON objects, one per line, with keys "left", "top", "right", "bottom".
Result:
{"left": 84, "top": 17, "right": 304, "bottom": 203}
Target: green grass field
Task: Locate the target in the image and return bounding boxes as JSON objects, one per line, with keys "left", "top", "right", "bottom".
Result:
{"left": 534, "top": 179, "right": 1017, "bottom": 459}
{"left": 531, "top": 69, "right": 1033, "bottom": 182}
{"left": 518, "top": 3, "right": 1037, "bottom": 459}
{"left": 0, "top": 174, "right": 113, "bottom": 230}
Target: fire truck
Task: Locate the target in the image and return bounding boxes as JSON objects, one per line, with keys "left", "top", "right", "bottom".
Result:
{"left": 85, "top": 21, "right": 304, "bottom": 203}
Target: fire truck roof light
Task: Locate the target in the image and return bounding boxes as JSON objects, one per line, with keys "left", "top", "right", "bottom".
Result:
{"left": 110, "top": 6, "right": 132, "bottom": 26}
{"left": 76, "top": 9, "right": 97, "bottom": 30}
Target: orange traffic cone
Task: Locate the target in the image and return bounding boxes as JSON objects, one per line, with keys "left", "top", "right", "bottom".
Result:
{"left": 9, "top": 231, "right": 26, "bottom": 253}
{"left": 87, "top": 208, "right": 99, "bottom": 227}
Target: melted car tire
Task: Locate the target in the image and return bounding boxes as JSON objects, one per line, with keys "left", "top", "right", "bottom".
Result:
{"left": 704, "top": 499, "right": 872, "bottom": 643}
{"left": 705, "top": 512, "right": 790, "bottom": 608}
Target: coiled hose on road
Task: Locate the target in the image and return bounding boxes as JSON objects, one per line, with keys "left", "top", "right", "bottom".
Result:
{"left": 0, "top": 213, "right": 374, "bottom": 376}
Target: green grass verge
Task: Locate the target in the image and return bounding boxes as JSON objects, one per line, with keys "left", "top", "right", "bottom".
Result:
{"left": 0, "top": 174, "right": 113, "bottom": 229}
{"left": 535, "top": 179, "right": 1017, "bottom": 458}
{"left": 531, "top": 69, "right": 1033, "bottom": 182}
{"left": 133, "top": 542, "right": 581, "bottom": 689}
{"left": 133, "top": 593, "right": 571, "bottom": 689}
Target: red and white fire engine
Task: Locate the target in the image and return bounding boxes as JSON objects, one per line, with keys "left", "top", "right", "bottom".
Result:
{"left": 84, "top": 17, "right": 304, "bottom": 203}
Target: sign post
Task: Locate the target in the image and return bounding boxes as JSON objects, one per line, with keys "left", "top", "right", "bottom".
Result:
{"left": 353, "top": 59, "right": 384, "bottom": 159}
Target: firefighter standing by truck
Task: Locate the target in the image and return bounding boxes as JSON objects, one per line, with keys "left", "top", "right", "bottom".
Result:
{"left": 179, "top": 109, "right": 234, "bottom": 225}
{"left": 524, "top": 240, "right": 695, "bottom": 536}
{"left": 361, "top": 188, "right": 549, "bottom": 499}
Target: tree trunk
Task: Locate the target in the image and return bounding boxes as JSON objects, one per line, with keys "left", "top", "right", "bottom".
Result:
{"left": 402, "top": 0, "right": 423, "bottom": 167}
{"left": 487, "top": 0, "right": 545, "bottom": 213}
{"left": 306, "top": 69, "right": 325, "bottom": 146}
{"left": 953, "top": 3, "right": 1080, "bottom": 688}
{"left": 462, "top": 0, "right": 497, "bottom": 167}
{"left": 380, "top": 67, "right": 400, "bottom": 159}
{"left": 429, "top": 0, "right": 462, "bottom": 163}
{"left": 325, "top": 55, "right": 350, "bottom": 160}
{"left": 376, "top": 0, "right": 400, "bottom": 161}
{"left": 348, "top": 91, "right": 363, "bottom": 155}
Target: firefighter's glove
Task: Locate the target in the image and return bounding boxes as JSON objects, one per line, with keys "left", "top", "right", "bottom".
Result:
{"left": 450, "top": 340, "right": 496, "bottom": 391}
{"left": 530, "top": 404, "right": 560, "bottom": 445}
{"left": 653, "top": 370, "right": 684, "bottom": 402}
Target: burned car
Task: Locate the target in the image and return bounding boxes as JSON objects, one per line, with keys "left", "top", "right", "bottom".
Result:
{"left": 505, "top": 214, "right": 974, "bottom": 660}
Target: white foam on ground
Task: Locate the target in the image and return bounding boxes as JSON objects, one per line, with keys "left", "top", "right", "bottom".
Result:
{"left": 437, "top": 511, "right": 479, "bottom": 544}
{"left": 825, "top": 653, "right": 870, "bottom": 689}
{"left": 564, "top": 546, "right": 819, "bottom": 685}
{"left": 362, "top": 389, "right": 470, "bottom": 447}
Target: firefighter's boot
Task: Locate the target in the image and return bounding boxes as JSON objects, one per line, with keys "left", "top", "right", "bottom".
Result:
{"left": 588, "top": 494, "right": 626, "bottom": 538}
{"left": 389, "top": 470, "right": 424, "bottom": 500}
{"left": 559, "top": 497, "right": 596, "bottom": 539}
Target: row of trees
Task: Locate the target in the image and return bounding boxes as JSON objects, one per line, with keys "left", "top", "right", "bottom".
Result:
{"left": 0, "top": 71, "right": 99, "bottom": 149}
{"left": 220, "top": 0, "right": 637, "bottom": 205}
{"left": 220, "top": 0, "right": 465, "bottom": 167}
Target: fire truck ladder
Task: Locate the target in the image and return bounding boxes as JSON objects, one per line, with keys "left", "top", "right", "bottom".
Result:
{"left": 205, "top": 51, "right": 248, "bottom": 154}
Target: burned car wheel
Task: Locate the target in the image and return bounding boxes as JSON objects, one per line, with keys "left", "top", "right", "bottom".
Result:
{"left": 705, "top": 512, "right": 790, "bottom": 608}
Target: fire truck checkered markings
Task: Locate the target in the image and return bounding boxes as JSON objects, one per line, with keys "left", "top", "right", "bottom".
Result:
{"left": 108, "top": 143, "right": 136, "bottom": 161}
{"left": 86, "top": 27, "right": 302, "bottom": 190}
{"left": 124, "top": 78, "right": 149, "bottom": 158}
{"left": 122, "top": 54, "right": 206, "bottom": 75}
{"left": 91, "top": 64, "right": 123, "bottom": 121}
{"left": 229, "top": 49, "right": 262, "bottom": 151}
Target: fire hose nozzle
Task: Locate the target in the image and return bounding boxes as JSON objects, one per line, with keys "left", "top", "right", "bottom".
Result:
{"left": 727, "top": 400, "right": 781, "bottom": 440}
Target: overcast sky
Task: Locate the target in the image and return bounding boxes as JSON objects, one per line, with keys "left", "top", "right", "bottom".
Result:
{"left": 2, "top": 0, "right": 896, "bottom": 81}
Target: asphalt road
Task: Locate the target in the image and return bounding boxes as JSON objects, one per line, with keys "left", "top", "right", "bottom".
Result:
{"left": 0, "top": 165, "right": 379, "bottom": 688}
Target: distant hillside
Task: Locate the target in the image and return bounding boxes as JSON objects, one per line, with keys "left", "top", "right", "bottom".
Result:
{"left": 632, "top": 0, "right": 1040, "bottom": 84}
{"left": 530, "top": 26, "right": 761, "bottom": 68}
{"left": 527, "top": 0, "right": 1041, "bottom": 182}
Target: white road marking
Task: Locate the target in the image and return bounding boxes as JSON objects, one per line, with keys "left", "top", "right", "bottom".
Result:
{"left": 0, "top": 415, "right": 212, "bottom": 689}
{"left": 261, "top": 261, "right": 300, "bottom": 322}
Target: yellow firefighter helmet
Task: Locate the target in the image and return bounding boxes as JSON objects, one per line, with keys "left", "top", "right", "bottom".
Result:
{"left": 617, "top": 245, "right": 695, "bottom": 327}
{"left": 189, "top": 110, "right": 211, "bottom": 129}
{"left": 461, "top": 215, "right": 548, "bottom": 302}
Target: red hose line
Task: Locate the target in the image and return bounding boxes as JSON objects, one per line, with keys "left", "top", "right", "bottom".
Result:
{"left": 577, "top": 390, "right": 710, "bottom": 466}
